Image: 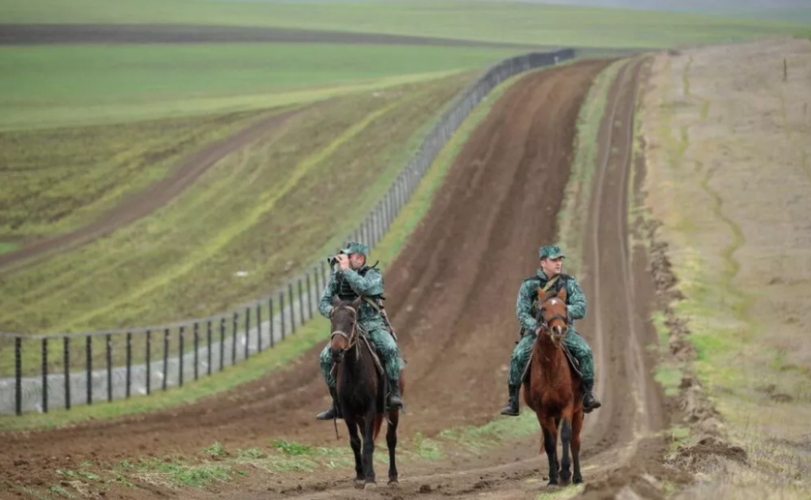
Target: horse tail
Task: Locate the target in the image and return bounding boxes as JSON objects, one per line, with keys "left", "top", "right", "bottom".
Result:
{"left": 373, "top": 415, "right": 384, "bottom": 441}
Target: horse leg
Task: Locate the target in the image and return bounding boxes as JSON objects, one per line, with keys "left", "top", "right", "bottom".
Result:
{"left": 362, "top": 411, "right": 377, "bottom": 487}
{"left": 572, "top": 408, "right": 584, "bottom": 484}
{"left": 559, "top": 414, "right": 573, "bottom": 484}
{"left": 387, "top": 410, "right": 399, "bottom": 484}
{"left": 345, "top": 417, "right": 364, "bottom": 485}
{"left": 538, "top": 416, "right": 559, "bottom": 486}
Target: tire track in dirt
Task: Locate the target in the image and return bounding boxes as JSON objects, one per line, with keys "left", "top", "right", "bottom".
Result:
{"left": 0, "top": 57, "right": 668, "bottom": 500}
{"left": 0, "top": 108, "right": 301, "bottom": 274}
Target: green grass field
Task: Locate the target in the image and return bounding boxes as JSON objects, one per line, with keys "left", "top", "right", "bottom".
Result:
{"left": 1, "top": 0, "right": 806, "bottom": 49}
{"left": 0, "top": 109, "right": 278, "bottom": 239}
{"left": 0, "top": 72, "right": 473, "bottom": 336}
{"left": 0, "top": 43, "right": 518, "bottom": 129}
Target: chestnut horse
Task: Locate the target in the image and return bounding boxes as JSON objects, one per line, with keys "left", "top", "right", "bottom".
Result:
{"left": 524, "top": 286, "right": 584, "bottom": 485}
{"left": 329, "top": 296, "right": 403, "bottom": 488}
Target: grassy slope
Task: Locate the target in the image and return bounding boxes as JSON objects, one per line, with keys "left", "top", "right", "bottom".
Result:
{"left": 0, "top": 109, "right": 279, "bottom": 239}
{"left": 0, "top": 72, "right": 473, "bottom": 336}
{"left": 0, "top": 0, "right": 805, "bottom": 49}
{"left": 0, "top": 43, "right": 518, "bottom": 129}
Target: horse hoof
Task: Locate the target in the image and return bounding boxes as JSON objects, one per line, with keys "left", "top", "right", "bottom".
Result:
{"left": 354, "top": 479, "right": 365, "bottom": 488}
{"left": 388, "top": 479, "right": 399, "bottom": 487}
{"left": 364, "top": 482, "right": 378, "bottom": 490}
{"left": 573, "top": 476, "right": 583, "bottom": 484}
{"left": 547, "top": 480, "right": 558, "bottom": 487}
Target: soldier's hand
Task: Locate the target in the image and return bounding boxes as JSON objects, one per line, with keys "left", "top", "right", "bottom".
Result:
{"left": 336, "top": 254, "right": 350, "bottom": 270}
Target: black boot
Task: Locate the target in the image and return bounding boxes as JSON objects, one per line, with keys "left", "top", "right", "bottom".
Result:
{"left": 582, "top": 380, "right": 601, "bottom": 413}
{"left": 316, "top": 387, "right": 341, "bottom": 420}
{"left": 388, "top": 378, "right": 403, "bottom": 410}
{"left": 500, "top": 384, "right": 520, "bottom": 416}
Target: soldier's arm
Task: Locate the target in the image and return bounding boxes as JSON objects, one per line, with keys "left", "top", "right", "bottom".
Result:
{"left": 516, "top": 280, "right": 538, "bottom": 331}
{"left": 318, "top": 274, "right": 338, "bottom": 318}
{"left": 340, "top": 268, "right": 385, "bottom": 297}
{"left": 566, "top": 277, "right": 586, "bottom": 320}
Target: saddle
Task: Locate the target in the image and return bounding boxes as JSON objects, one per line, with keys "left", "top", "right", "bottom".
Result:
{"left": 520, "top": 339, "right": 583, "bottom": 384}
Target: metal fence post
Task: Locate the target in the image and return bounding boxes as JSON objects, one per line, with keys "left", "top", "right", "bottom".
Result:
{"left": 207, "top": 320, "right": 212, "bottom": 376}
{"left": 86, "top": 336, "right": 93, "bottom": 404}
{"left": 162, "top": 328, "right": 169, "bottom": 391}
{"left": 126, "top": 332, "right": 132, "bottom": 398}
{"left": 15, "top": 337, "right": 22, "bottom": 415}
{"left": 298, "top": 279, "right": 305, "bottom": 326}
{"left": 256, "top": 303, "right": 262, "bottom": 353}
{"left": 219, "top": 317, "right": 225, "bottom": 371}
{"left": 64, "top": 337, "right": 71, "bottom": 410}
{"left": 280, "top": 291, "right": 286, "bottom": 340}
{"left": 146, "top": 330, "right": 151, "bottom": 395}
{"left": 193, "top": 322, "right": 199, "bottom": 381}
{"left": 41, "top": 338, "right": 48, "bottom": 413}
{"left": 244, "top": 307, "right": 250, "bottom": 361}
{"left": 306, "top": 272, "right": 313, "bottom": 320}
{"left": 289, "top": 283, "right": 296, "bottom": 334}
{"left": 269, "top": 298, "right": 275, "bottom": 348}
{"left": 106, "top": 333, "right": 112, "bottom": 402}
{"left": 232, "top": 312, "right": 238, "bottom": 366}
{"left": 179, "top": 326, "right": 184, "bottom": 387}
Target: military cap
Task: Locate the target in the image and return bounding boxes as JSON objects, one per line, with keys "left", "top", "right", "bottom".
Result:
{"left": 340, "top": 242, "right": 369, "bottom": 257}
{"left": 539, "top": 244, "right": 565, "bottom": 260}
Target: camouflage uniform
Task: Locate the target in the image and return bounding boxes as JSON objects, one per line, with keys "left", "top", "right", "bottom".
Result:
{"left": 316, "top": 242, "right": 403, "bottom": 420}
{"left": 501, "top": 245, "right": 601, "bottom": 416}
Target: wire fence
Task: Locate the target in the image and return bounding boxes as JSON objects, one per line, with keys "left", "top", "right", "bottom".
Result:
{"left": 0, "top": 48, "right": 576, "bottom": 415}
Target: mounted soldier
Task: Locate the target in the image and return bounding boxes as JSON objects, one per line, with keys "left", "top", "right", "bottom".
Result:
{"left": 315, "top": 242, "right": 403, "bottom": 421}
{"left": 500, "top": 244, "right": 602, "bottom": 416}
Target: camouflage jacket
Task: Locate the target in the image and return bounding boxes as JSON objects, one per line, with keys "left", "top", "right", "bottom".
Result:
{"left": 318, "top": 265, "right": 386, "bottom": 329}
{"left": 515, "top": 269, "right": 586, "bottom": 333}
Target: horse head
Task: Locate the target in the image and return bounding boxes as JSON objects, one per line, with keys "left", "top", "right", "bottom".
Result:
{"left": 537, "top": 287, "right": 569, "bottom": 348}
{"left": 330, "top": 296, "right": 362, "bottom": 363}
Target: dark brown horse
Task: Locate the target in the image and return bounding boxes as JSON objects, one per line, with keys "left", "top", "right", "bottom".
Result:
{"left": 524, "top": 287, "right": 584, "bottom": 486}
{"left": 330, "top": 296, "right": 403, "bottom": 488}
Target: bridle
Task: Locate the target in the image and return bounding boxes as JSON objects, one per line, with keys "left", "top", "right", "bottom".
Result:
{"left": 330, "top": 305, "right": 359, "bottom": 353}
{"left": 536, "top": 298, "right": 569, "bottom": 337}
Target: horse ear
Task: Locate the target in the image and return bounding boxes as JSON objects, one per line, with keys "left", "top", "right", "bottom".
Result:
{"left": 558, "top": 287, "right": 567, "bottom": 302}
{"left": 352, "top": 296, "right": 363, "bottom": 309}
{"left": 332, "top": 296, "right": 341, "bottom": 308}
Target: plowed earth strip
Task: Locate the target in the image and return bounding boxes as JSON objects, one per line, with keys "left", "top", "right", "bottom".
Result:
{"left": 0, "top": 58, "right": 668, "bottom": 499}
{"left": 0, "top": 109, "right": 300, "bottom": 274}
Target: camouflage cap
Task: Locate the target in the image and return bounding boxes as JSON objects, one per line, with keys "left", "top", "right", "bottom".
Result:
{"left": 339, "top": 242, "right": 369, "bottom": 256}
{"left": 539, "top": 244, "right": 565, "bottom": 260}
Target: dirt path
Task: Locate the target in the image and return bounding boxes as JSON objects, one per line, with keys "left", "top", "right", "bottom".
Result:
{"left": 0, "top": 57, "right": 667, "bottom": 499}
{"left": 0, "top": 109, "right": 300, "bottom": 274}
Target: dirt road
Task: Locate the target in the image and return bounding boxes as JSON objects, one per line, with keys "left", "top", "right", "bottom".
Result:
{"left": 0, "top": 57, "right": 667, "bottom": 499}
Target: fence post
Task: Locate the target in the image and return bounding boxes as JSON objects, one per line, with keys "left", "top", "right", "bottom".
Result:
{"left": 306, "top": 272, "right": 313, "bottom": 320}
{"left": 269, "top": 298, "right": 275, "bottom": 348}
{"left": 162, "top": 328, "right": 169, "bottom": 391}
{"left": 105, "top": 333, "right": 112, "bottom": 402}
{"left": 256, "top": 303, "right": 262, "bottom": 353}
{"left": 179, "top": 326, "right": 184, "bottom": 387}
{"left": 232, "top": 312, "right": 238, "bottom": 366}
{"left": 86, "top": 336, "right": 93, "bottom": 405}
{"left": 146, "top": 330, "right": 151, "bottom": 395}
{"left": 280, "top": 291, "right": 286, "bottom": 340}
{"left": 126, "top": 332, "right": 132, "bottom": 399}
{"left": 219, "top": 317, "right": 225, "bottom": 371}
{"left": 298, "top": 279, "right": 305, "bottom": 326}
{"left": 41, "top": 338, "right": 48, "bottom": 413}
{"left": 207, "top": 320, "right": 212, "bottom": 376}
{"left": 15, "top": 337, "right": 22, "bottom": 415}
{"left": 193, "top": 322, "right": 200, "bottom": 381}
{"left": 289, "top": 283, "right": 296, "bottom": 334}
{"left": 64, "top": 337, "right": 71, "bottom": 410}
{"left": 244, "top": 307, "right": 250, "bottom": 361}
